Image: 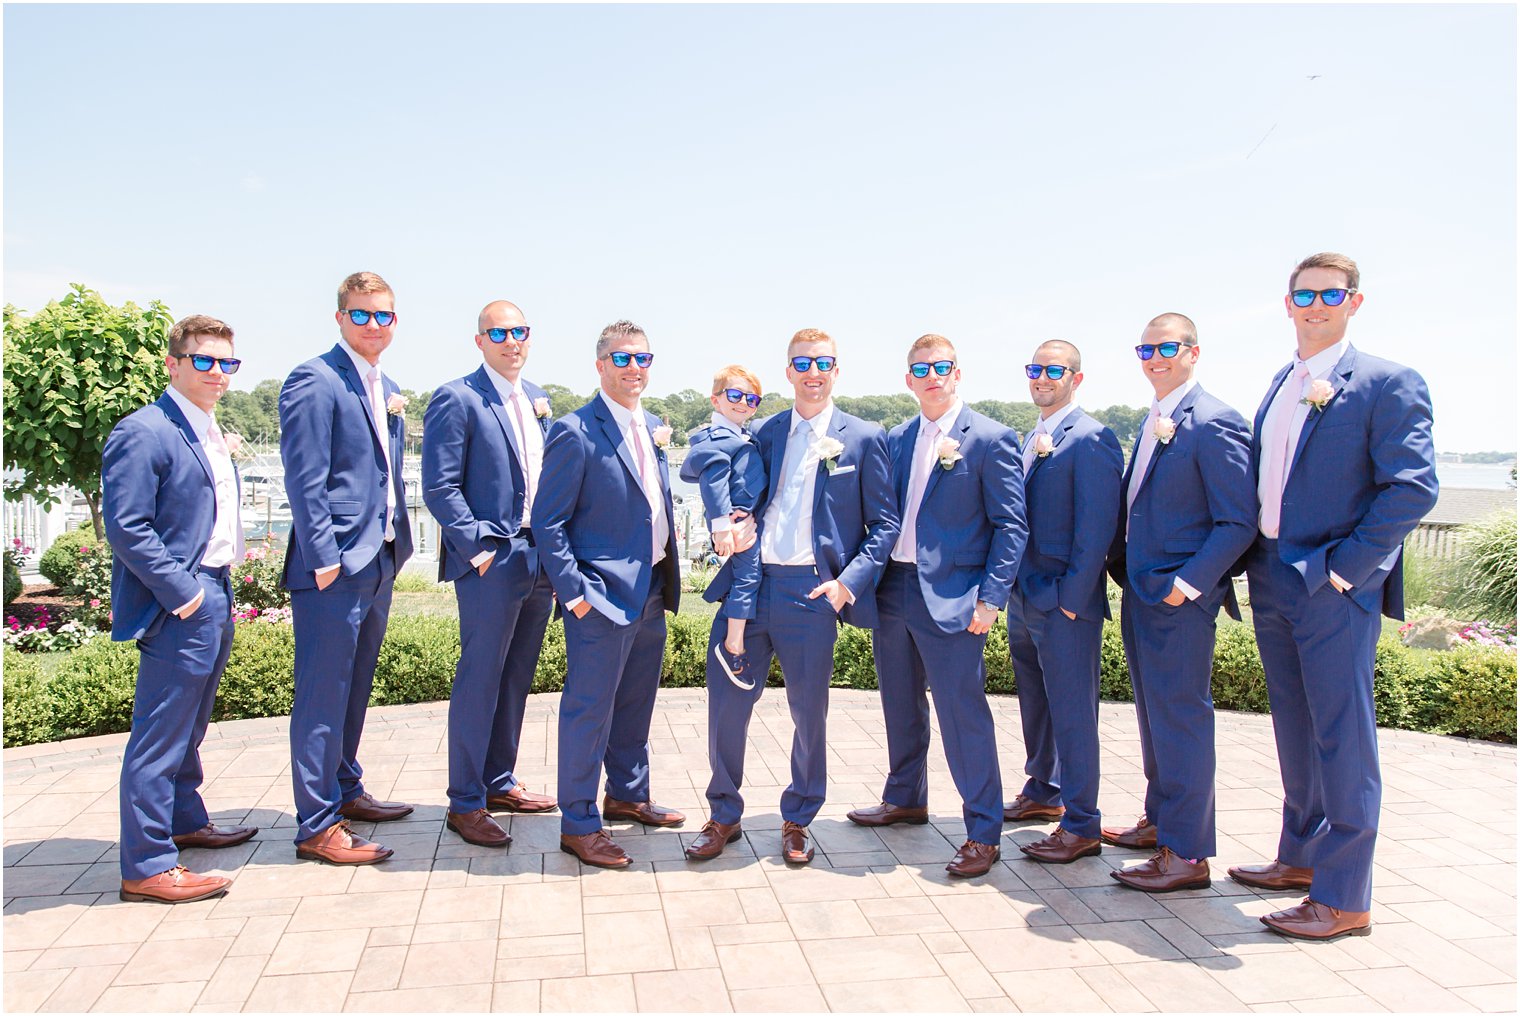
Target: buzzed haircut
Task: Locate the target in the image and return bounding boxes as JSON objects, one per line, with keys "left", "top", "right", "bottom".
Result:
{"left": 168, "top": 314, "right": 234, "bottom": 356}
{"left": 1036, "top": 339, "right": 1082, "bottom": 373}
{"left": 596, "top": 320, "right": 647, "bottom": 358}
{"left": 1146, "top": 313, "right": 1198, "bottom": 346}
{"left": 1289, "top": 252, "right": 1360, "bottom": 292}
{"left": 787, "top": 328, "right": 836, "bottom": 358}
{"left": 477, "top": 300, "right": 524, "bottom": 334}
{"left": 337, "top": 271, "right": 394, "bottom": 310}
{"left": 908, "top": 333, "right": 957, "bottom": 361}
{"left": 712, "top": 365, "right": 762, "bottom": 397}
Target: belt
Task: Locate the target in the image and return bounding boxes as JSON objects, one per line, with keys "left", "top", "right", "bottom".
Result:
{"left": 198, "top": 564, "right": 232, "bottom": 580}
{"left": 519, "top": 527, "right": 536, "bottom": 547}
{"left": 887, "top": 560, "right": 918, "bottom": 572}
{"left": 762, "top": 564, "right": 819, "bottom": 578}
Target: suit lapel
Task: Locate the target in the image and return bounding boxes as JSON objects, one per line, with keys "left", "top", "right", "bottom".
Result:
{"left": 1253, "top": 364, "right": 1293, "bottom": 475}
{"left": 157, "top": 394, "right": 215, "bottom": 491}
{"left": 523, "top": 380, "right": 552, "bottom": 436}
{"left": 330, "top": 345, "right": 386, "bottom": 455}
{"left": 645, "top": 409, "right": 673, "bottom": 498}
{"left": 918, "top": 405, "right": 969, "bottom": 509}
{"left": 1026, "top": 407, "right": 1079, "bottom": 484}
{"left": 594, "top": 395, "right": 644, "bottom": 490}
{"left": 474, "top": 367, "right": 527, "bottom": 470}
{"left": 1288, "top": 346, "right": 1356, "bottom": 474}
{"left": 810, "top": 411, "right": 845, "bottom": 517}
{"left": 895, "top": 417, "right": 920, "bottom": 508}
{"left": 1136, "top": 385, "right": 1201, "bottom": 496}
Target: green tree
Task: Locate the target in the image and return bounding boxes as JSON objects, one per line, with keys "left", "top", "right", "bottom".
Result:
{"left": 3, "top": 285, "right": 175, "bottom": 538}
{"left": 542, "top": 384, "right": 592, "bottom": 418}
{"left": 1090, "top": 404, "right": 1148, "bottom": 450}
{"left": 217, "top": 377, "right": 283, "bottom": 445}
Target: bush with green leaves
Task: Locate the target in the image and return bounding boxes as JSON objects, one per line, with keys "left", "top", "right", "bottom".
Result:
{"left": 3, "top": 539, "right": 28, "bottom": 607}
{"left": 37, "top": 527, "right": 109, "bottom": 589}
{"left": 5, "top": 610, "right": 1515, "bottom": 748}
{"left": 232, "top": 537, "right": 289, "bottom": 615}
{"left": 1450, "top": 510, "right": 1517, "bottom": 625}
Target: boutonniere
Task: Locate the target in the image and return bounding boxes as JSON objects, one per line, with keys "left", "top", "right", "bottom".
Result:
{"left": 1153, "top": 417, "right": 1176, "bottom": 445}
{"left": 936, "top": 436, "right": 963, "bottom": 470}
{"left": 814, "top": 435, "right": 846, "bottom": 471}
{"left": 223, "top": 432, "right": 245, "bottom": 458}
{"left": 651, "top": 424, "right": 673, "bottom": 448}
{"left": 1033, "top": 433, "right": 1055, "bottom": 458}
{"left": 386, "top": 393, "right": 409, "bottom": 416}
{"left": 533, "top": 397, "right": 552, "bottom": 419}
{"left": 1300, "top": 379, "right": 1334, "bottom": 413}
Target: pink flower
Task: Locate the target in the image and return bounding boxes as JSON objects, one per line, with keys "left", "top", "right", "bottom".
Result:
{"left": 1153, "top": 417, "right": 1177, "bottom": 445}
{"left": 386, "top": 393, "right": 409, "bottom": 416}
{"left": 936, "top": 436, "right": 964, "bottom": 470}
{"left": 1300, "top": 379, "right": 1335, "bottom": 412}
{"left": 243, "top": 574, "right": 254, "bottom": 583}
{"left": 533, "top": 397, "right": 552, "bottom": 419}
{"left": 1033, "top": 433, "right": 1055, "bottom": 458}
{"left": 651, "top": 425, "right": 673, "bottom": 448}
{"left": 224, "top": 432, "right": 244, "bottom": 456}
{"left": 89, "top": 599, "right": 101, "bottom": 608}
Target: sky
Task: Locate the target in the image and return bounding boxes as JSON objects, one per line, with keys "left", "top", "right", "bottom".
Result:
{"left": 4, "top": 3, "right": 1516, "bottom": 453}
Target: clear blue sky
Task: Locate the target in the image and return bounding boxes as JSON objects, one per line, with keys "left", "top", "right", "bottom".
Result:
{"left": 5, "top": 3, "right": 1515, "bottom": 452}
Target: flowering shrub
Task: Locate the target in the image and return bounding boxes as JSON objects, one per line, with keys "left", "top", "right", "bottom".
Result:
{"left": 4, "top": 539, "right": 31, "bottom": 606}
{"left": 233, "top": 538, "right": 288, "bottom": 613}
{"left": 4, "top": 607, "right": 98, "bottom": 653}
{"left": 71, "top": 544, "right": 112, "bottom": 628}
{"left": 1455, "top": 621, "right": 1517, "bottom": 648}
{"left": 234, "top": 605, "right": 292, "bottom": 625}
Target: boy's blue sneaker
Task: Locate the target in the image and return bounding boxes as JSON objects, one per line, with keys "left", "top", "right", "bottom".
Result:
{"left": 713, "top": 642, "right": 756, "bottom": 691}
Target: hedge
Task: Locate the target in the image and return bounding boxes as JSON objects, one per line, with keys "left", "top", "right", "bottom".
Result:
{"left": 4, "top": 613, "right": 1515, "bottom": 748}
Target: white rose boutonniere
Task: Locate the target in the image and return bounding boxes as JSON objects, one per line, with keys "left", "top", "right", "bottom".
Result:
{"left": 1300, "top": 379, "right": 1334, "bottom": 413}
{"left": 386, "top": 393, "right": 408, "bottom": 416}
{"left": 533, "top": 397, "right": 552, "bottom": 419}
{"left": 814, "top": 435, "right": 846, "bottom": 472}
{"left": 1033, "top": 433, "right": 1055, "bottom": 458}
{"left": 651, "top": 424, "right": 673, "bottom": 448}
{"left": 937, "top": 436, "right": 963, "bottom": 470}
{"left": 223, "top": 432, "right": 245, "bottom": 458}
{"left": 1153, "top": 417, "right": 1177, "bottom": 445}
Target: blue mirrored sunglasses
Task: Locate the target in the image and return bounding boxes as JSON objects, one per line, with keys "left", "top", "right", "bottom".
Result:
{"left": 909, "top": 359, "right": 955, "bottom": 378}
{"left": 1025, "top": 364, "right": 1070, "bottom": 380}
{"left": 723, "top": 388, "right": 762, "bottom": 409}
{"left": 604, "top": 350, "right": 654, "bottom": 368}
{"left": 790, "top": 355, "right": 836, "bottom": 373}
{"left": 1290, "top": 288, "right": 1354, "bottom": 308}
{"left": 1135, "top": 342, "right": 1184, "bottom": 360}
{"left": 343, "top": 309, "right": 397, "bottom": 326}
{"left": 484, "top": 326, "right": 530, "bottom": 343}
{"left": 174, "top": 353, "right": 242, "bottom": 374}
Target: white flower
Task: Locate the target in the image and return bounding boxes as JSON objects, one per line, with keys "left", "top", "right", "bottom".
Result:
{"left": 814, "top": 435, "right": 846, "bottom": 471}
{"left": 533, "top": 397, "right": 552, "bottom": 419}
{"left": 1033, "top": 433, "right": 1055, "bottom": 457}
{"left": 937, "top": 436, "right": 963, "bottom": 470}
{"left": 651, "top": 424, "right": 673, "bottom": 448}
{"left": 386, "top": 393, "right": 409, "bottom": 416}
{"left": 1153, "top": 417, "right": 1176, "bottom": 445}
{"left": 1300, "top": 379, "right": 1334, "bottom": 412}
{"left": 224, "top": 432, "right": 245, "bottom": 457}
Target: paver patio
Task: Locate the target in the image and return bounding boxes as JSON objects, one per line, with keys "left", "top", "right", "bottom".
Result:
{"left": 3, "top": 688, "right": 1515, "bottom": 1013}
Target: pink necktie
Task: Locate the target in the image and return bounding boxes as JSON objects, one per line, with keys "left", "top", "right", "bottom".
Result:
{"left": 628, "top": 418, "right": 651, "bottom": 490}
{"left": 1259, "top": 366, "right": 1311, "bottom": 538}
{"left": 367, "top": 368, "right": 396, "bottom": 540}
{"left": 509, "top": 391, "right": 534, "bottom": 505}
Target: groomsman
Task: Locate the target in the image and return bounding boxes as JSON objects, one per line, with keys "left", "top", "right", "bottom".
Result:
{"left": 690, "top": 328, "right": 898, "bottom": 865}
{"left": 534, "top": 321, "right": 689, "bottom": 868}
{"left": 422, "top": 300, "right": 559, "bottom": 849}
{"left": 848, "top": 335, "right": 1027, "bottom": 877}
{"left": 1005, "top": 340, "right": 1123, "bottom": 863}
{"left": 1236, "top": 253, "right": 1437, "bottom": 939}
{"left": 280, "top": 272, "right": 416, "bottom": 865}
{"left": 1104, "top": 314, "right": 1255, "bottom": 892}
{"left": 105, "top": 315, "right": 255, "bottom": 903}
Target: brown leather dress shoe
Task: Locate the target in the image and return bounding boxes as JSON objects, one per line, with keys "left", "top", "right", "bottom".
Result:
{"left": 1003, "top": 794, "right": 1065, "bottom": 823}
{"left": 560, "top": 829, "right": 631, "bottom": 869}
{"left": 337, "top": 792, "right": 414, "bottom": 823}
{"left": 946, "top": 840, "right": 1000, "bottom": 878}
{"left": 120, "top": 866, "right": 231, "bottom": 904}
{"left": 1019, "top": 827, "right": 1102, "bottom": 864}
{"left": 1260, "top": 898, "right": 1371, "bottom": 940}
{"left": 446, "top": 808, "right": 511, "bottom": 847}
{"left": 296, "top": 820, "right": 394, "bottom": 865}
{"left": 486, "top": 785, "right": 558, "bottom": 814}
{"left": 847, "top": 802, "right": 930, "bottom": 827}
{"left": 602, "top": 796, "right": 685, "bottom": 828}
{"left": 1100, "top": 815, "right": 1157, "bottom": 849}
{"left": 1228, "top": 858, "right": 1313, "bottom": 891}
{"left": 685, "top": 820, "right": 743, "bottom": 861}
{"left": 1111, "top": 847, "right": 1211, "bottom": 892}
{"left": 781, "top": 821, "right": 814, "bottom": 865}
{"left": 172, "top": 823, "right": 258, "bottom": 850}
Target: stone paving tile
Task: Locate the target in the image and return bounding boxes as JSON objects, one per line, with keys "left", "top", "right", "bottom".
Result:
{"left": 2, "top": 689, "right": 1514, "bottom": 1013}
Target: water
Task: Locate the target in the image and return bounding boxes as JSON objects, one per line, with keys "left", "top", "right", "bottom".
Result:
{"left": 1436, "top": 462, "right": 1514, "bottom": 490}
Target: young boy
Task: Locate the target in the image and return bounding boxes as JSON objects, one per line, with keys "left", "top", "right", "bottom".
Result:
{"left": 681, "top": 365, "right": 767, "bottom": 689}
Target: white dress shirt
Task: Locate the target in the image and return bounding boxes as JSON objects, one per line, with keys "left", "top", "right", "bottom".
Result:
{"left": 892, "top": 399, "right": 962, "bottom": 563}
{"left": 705, "top": 411, "right": 748, "bottom": 534}
{"left": 1023, "top": 400, "right": 1078, "bottom": 476}
{"left": 1257, "top": 339, "right": 1353, "bottom": 590}
{"left": 164, "top": 386, "right": 243, "bottom": 612}
{"left": 761, "top": 404, "right": 836, "bottom": 566}
{"left": 469, "top": 365, "right": 547, "bottom": 570}
{"left": 316, "top": 339, "right": 394, "bottom": 578}
{"left": 1125, "top": 380, "right": 1202, "bottom": 600}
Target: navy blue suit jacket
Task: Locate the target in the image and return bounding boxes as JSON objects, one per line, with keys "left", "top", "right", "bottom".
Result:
{"left": 1109, "top": 385, "right": 1257, "bottom": 620}
{"left": 1018, "top": 407, "right": 1124, "bottom": 621}
{"left": 103, "top": 395, "right": 230, "bottom": 641}
{"left": 888, "top": 406, "right": 1028, "bottom": 633}
{"left": 680, "top": 424, "right": 768, "bottom": 521}
{"left": 421, "top": 366, "right": 550, "bottom": 583}
{"left": 706, "top": 406, "right": 899, "bottom": 628}
{"left": 533, "top": 394, "right": 681, "bottom": 625}
{"left": 278, "top": 344, "right": 415, "bottom": 589}
{"left": 1251, "top": 345, "right": 1438, "bottom": 619}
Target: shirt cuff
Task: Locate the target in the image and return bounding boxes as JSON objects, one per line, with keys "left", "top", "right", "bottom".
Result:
{"left": 1173, "top": 576, "right": 1202, "bottom": 601}
{"left": 842, "top": 582, "right": 857, "bottom": 605}
{"left": 470, "top": 549, "right": 495, "bottom": 569}
{"left": 709, "top": 516, "right": 733, "bottom": 533}
{"left": 174, "top": 588, "right": 204, "bottom": 616}
{"left": 1329, "top": 569, "right": 1353, "bottom": 592}
{"left": 315, "top": 564, "right": 340, "bottom": 578}
{"left": 564, "top": 595, "right": 585, "bottom": 611}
